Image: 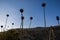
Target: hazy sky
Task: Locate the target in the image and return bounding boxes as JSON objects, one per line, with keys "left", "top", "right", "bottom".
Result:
{"left": 0, "top": 0, "right": 60, "bottom": 31}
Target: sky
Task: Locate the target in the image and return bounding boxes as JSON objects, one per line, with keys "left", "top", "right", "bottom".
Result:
{"left": 0, "top": 0, "right": 60, "bottom": 31}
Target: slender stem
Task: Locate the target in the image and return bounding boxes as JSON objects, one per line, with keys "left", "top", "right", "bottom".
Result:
{"left": 1, "top": 28, "right": 2, "bottom": 32}
{"left": 29, "top": 20, "right": 31, "bottom": 28}
{"left": 21, "top": 14, "right": 23, "bottom": 30}
{"left": 20, "top": 21, "right": 22, "bottom": 28}
{"left": 22, "top": 17, "right": 23, "bottom": 30}
{"left": 20, "top": 14, "right": 23, "bottom": 28}
{"left": 58, "top": 20, "right": 59, "bottom": 24}
{"left": 43, "top": 7, "right": 46, "bottom": 27}
{"left": 4, "top": 17, "right": 8, "bottom": 31}
{"left": 21, "top": 13, "right": 24, "bottom": 39}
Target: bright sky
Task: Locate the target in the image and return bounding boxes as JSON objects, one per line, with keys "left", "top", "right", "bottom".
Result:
{"left": 0, "top": 0, "right": 60, "bottom": 31}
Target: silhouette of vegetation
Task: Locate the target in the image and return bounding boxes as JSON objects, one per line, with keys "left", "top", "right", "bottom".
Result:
{"left": 20, "top": 8, "right": 24, "bottom": 29}
{"left": 42, "top": 2, "right": 46, "bottom": 7}
{"left": 0, "top": 25, "right": 3, "bottom": 32}
{"left": 42, "top": 2, "right": 46, "bottom": 27}
{"left": 4, "top": 14, "right": 9, "bottom": 31}
{"left": 0, "top": 25, "right": 60, "bottom": 40}
{"left": 12, "top": 23, "right": 14, "bottom": 25}
{"left": 20, "top": 8, "right": 24, "bottom": 13}
{"left": 56, "top": 16, "right": 60, "bottom": 24}
{"left": 1, "top": 25, "right": 3, "bottom": 28}
{"left": 29, "top": 17, "right": 33, "bottom": 28}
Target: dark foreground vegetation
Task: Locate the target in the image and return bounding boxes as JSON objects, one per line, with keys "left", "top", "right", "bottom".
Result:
{"left": 0, "top": 25, "right": 60, "bottom": 40}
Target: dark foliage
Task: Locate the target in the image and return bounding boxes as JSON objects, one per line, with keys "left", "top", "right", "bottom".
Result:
{"left": 0, "top": 26, "right": 60, "bottom": 40}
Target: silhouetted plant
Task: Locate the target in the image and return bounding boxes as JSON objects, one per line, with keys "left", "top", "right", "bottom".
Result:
{"left": 30, "top": 17, "right": 33, "bottom": 20}
{"left": 42, "top": 2, "right": 46, "bottom": 27}
{"left": 56, "top": 16, "right": 60, "bottom": 24}
{"left": 6, "top": 14, "right": 9, "bottom": 17}
{"left": 5, "top": 14, "right": 9, "bottom": 31}
{"left": 12, "top": 23, "right": 14, "bottom": 25}
{"left": 20, "top": 8, "right": 24, "bottom": 40}
{"left": 1, "top": 25, "right": 3, "bottom": 32}
{"left": 11, "top": 23, "right": 14, "bottom": 29}
{"left": 20, "top": 8, "right": 24, "bottom": 13}
{"left": 21, "top": 16, "right": 24, "bottom": 20}
{"left": 20, "top": 8, "right": 24, "bottom": 29}
{"left": 29, "top": 17, "right": 33, "bottom": 28}
{"left": 42, "top": 2, "right": 46, "bottom": 7}
{"left": 1, "top": 25, "right": 3, "bottom": 28}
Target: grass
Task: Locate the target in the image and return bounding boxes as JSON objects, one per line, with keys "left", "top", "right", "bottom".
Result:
{"left": 0, "top": 25, "right": 60, "bottom": 40}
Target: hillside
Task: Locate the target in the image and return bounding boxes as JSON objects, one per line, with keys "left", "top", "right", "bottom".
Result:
{"left": 0, "top": 26, "right": 60, "bottom": 40}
